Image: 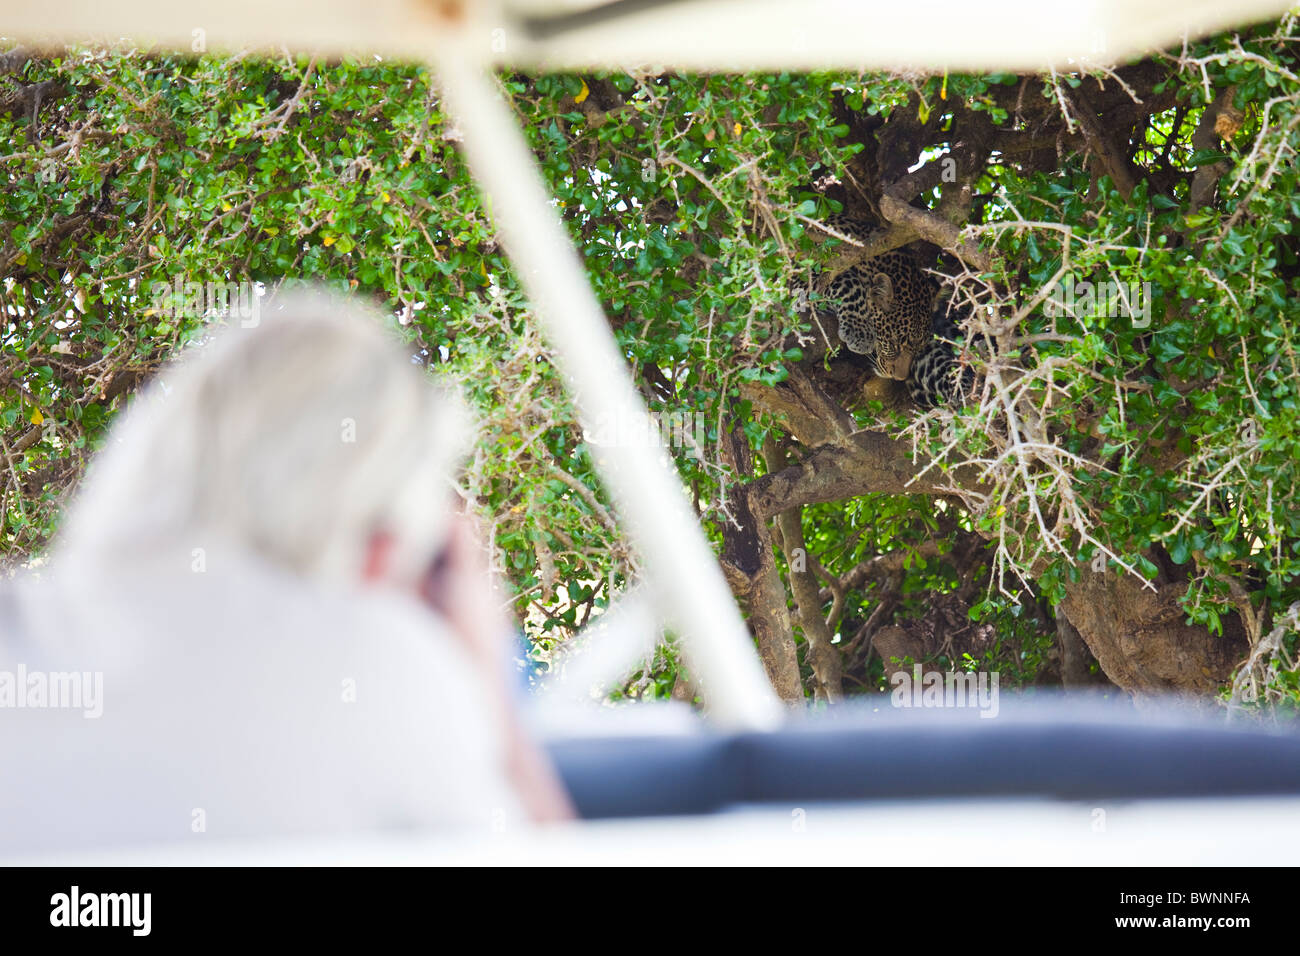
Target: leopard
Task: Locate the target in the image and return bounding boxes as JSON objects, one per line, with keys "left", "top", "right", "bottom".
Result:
{"left": 906, "top": 295, "right": 975, "bottom": 408}
{"left": 810, "top": 215, "right": 974, "bottom": 407}
{"left": 814, "top": 215, "right": 936, "bottom": 382}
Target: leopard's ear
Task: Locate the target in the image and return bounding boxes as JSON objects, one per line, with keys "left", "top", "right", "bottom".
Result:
{"left": 866, "top": 272, "right": 895, "bottom": 310}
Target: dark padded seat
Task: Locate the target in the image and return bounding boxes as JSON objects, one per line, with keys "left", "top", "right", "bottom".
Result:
{"left": 544, "top": 697, "right": 1300, "bottom": 818}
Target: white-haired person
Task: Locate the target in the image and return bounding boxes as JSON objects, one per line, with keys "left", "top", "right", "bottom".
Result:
{"left": 0, "top": 289, "right": 572, "bottom": 857}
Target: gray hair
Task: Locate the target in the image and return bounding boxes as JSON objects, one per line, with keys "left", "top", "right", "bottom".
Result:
{"left": 56, "top": 288, "right": 471, "bottom": 586}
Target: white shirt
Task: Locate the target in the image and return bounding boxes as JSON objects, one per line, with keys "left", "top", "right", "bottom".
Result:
{"left": 0, "top": 540, "right": 523, "bottom": 857}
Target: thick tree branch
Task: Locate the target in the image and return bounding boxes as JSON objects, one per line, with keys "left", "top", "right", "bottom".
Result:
{"left": 1068, "top": 83, "right": 1139, "bottom": 199}
{"left": 717, "top": 421, "right": 804, "bottom": 701}
{"left": 878, "top": 193, "right": 992, "bottom": 273}
{"left": 764, "top": 436, "right": 843, "bottom": 702}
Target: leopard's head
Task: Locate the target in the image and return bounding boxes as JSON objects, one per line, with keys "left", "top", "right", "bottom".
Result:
{"left": 829, "top": 252, "right": 934, "bottom": 380}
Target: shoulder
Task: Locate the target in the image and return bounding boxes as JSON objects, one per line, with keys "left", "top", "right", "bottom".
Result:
{"left": 0, "top": 556, "right": 523, "bottom": 845}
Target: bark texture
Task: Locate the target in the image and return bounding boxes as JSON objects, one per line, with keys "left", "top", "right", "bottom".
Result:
{"left": 718, "top": 422, "right": 804, "bottom": 701}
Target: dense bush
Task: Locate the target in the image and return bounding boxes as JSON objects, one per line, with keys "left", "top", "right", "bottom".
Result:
{"left": 2, "top": 15, "right": 1297, "bottom": 709}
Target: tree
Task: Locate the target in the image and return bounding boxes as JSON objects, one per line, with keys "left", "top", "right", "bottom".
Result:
{"left": 2, "top": 17, "right": 1298, "bottom": 710}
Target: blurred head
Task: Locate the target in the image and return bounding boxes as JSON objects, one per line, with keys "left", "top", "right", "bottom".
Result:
{"left": 57, "top": 287, "right": 470, "bottom": 590}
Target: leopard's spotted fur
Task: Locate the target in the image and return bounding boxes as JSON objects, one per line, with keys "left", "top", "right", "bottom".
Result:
{"left": 810, "top": 216, "right": 976, "bottom": 406}
{"left": 816, "top": 215, "right": 935, "bottom": 381}
{"left": 906, "top": 297, "right": 975, "bottom": 408}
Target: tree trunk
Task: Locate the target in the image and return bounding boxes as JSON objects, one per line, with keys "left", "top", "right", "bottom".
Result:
{"left": 1056, "top": 562, "right": 1248, "bottom": 694}
{"left": 718, "top": 422, "right": 804, "bottom": 702}
{"left": 765, "top": 437, "right": 843, "bottom": 702}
